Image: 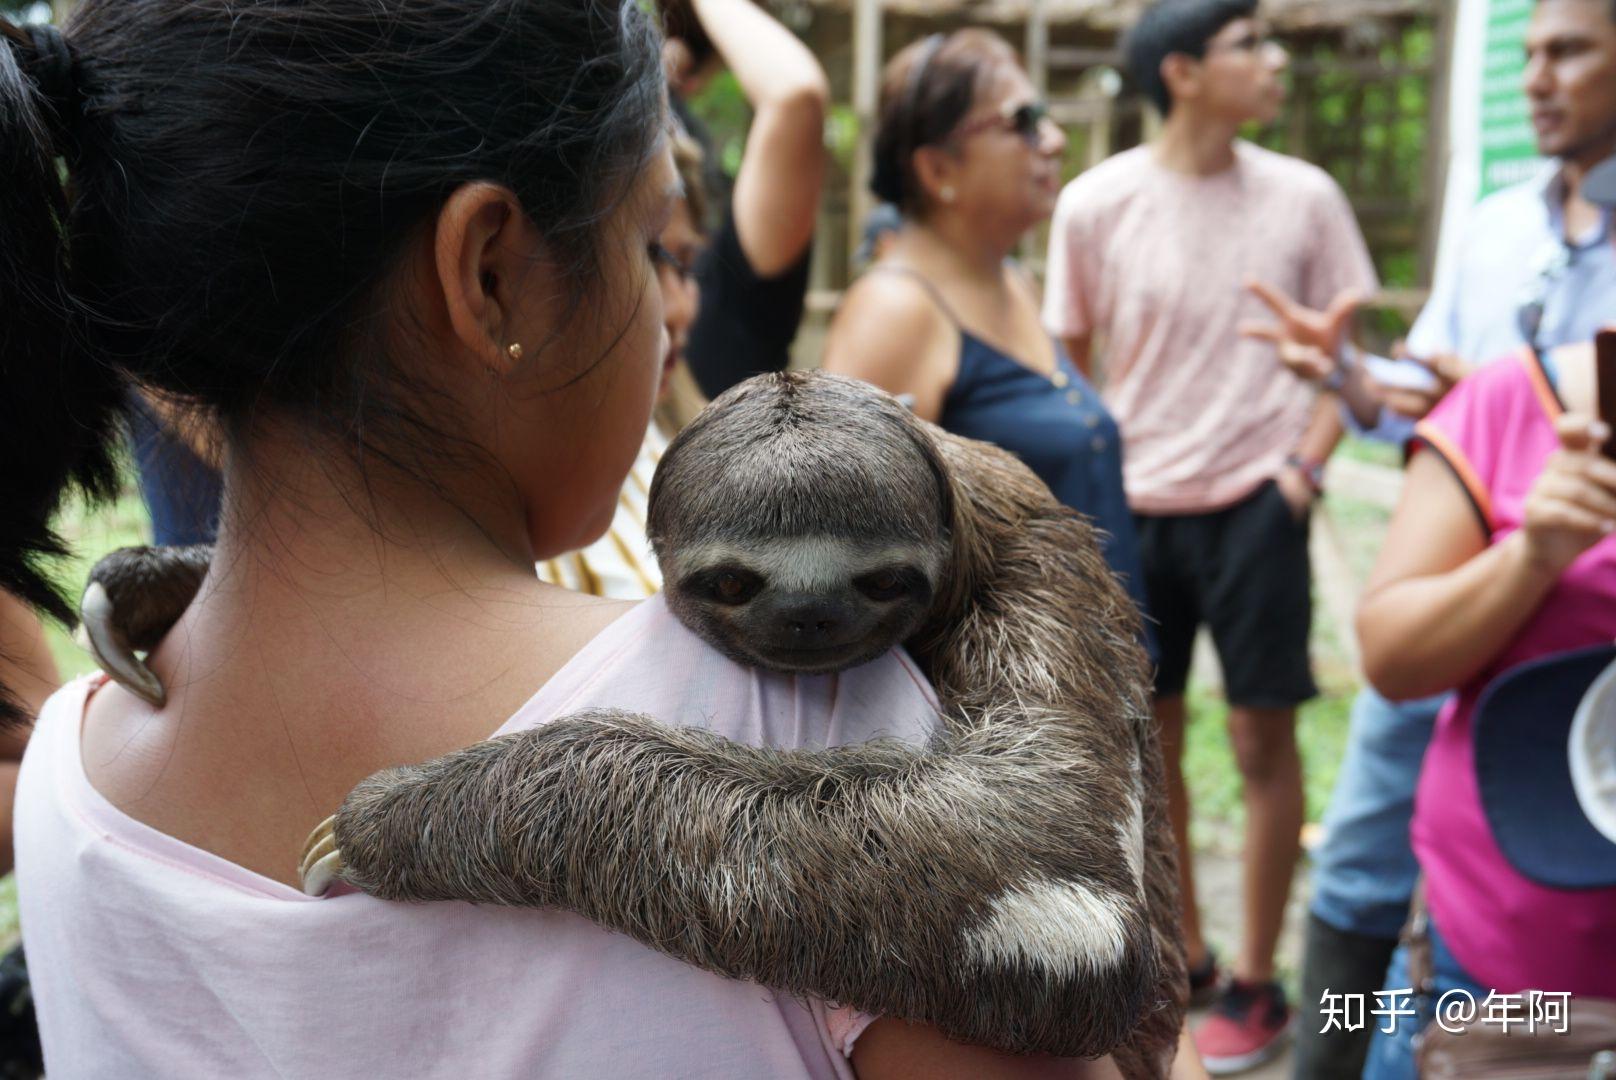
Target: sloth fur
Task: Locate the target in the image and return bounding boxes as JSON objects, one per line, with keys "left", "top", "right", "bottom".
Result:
{"left": 83, "top": 372, "right": 1184, "bottom": 1071}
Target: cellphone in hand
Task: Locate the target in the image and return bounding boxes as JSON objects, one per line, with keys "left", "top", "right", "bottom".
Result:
{"left": 1598, "top": 329, "right": 1616, "bottom": 461}
{"left": 1362, "top": 354, "right": 1441, "bottom": 394}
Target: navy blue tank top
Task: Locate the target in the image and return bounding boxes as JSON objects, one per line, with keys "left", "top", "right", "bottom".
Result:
{"left": 881, "top": 270, "right": 1152, "bottom": 650}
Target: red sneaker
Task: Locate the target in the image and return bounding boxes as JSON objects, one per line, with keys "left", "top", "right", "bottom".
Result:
{"left": 1194, "top": 979, "right": 1293, "bottom": 1075}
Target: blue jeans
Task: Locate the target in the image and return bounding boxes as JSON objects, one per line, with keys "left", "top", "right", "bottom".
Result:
{"left": 1361, "top": 918, "right": 1488, "bottom": 1080}
{"left": 1309, "top": 688, "right": 1445, "bottom": 940}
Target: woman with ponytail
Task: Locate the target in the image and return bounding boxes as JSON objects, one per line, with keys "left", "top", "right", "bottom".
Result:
{"left": 0, "top": 6, "right": 1116, "bottom": 1078}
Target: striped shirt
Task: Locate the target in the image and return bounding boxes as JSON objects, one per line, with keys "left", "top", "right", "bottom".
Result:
{"left": 538, "top": 423, "right": 667, "bottom": 600}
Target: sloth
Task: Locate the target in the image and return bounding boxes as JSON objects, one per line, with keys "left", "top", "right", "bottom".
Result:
{"left": 81, "top": 372, "right": 1184, "bottom": 1073}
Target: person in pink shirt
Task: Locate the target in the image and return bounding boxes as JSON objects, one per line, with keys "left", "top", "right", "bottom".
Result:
{"left": 1351, "top": 157, "right": 1616, "bottom": 1080}
{"left": 1042, "top": 0, "right": 1378, "bottom": 1070}
{"left": 0, "top": 4, "right": 1124, "bottom": 1078}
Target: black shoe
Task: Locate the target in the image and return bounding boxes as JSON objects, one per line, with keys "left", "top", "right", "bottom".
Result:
{"left": 1188, "top": 948, "right": 1224, "bottom": 1008}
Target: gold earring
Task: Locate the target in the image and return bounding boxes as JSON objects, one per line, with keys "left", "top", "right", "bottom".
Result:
{"left": 940, "top": 185, "right": 956, "bottom": 203}
{"left": 507, "top": 342, "right": 524, "bottom": 361}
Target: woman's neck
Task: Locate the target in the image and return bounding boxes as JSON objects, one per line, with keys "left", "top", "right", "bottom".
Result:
{"left": 218, "top": 430, "right": 536, "bottom": 600}
{"left": 145, "top": 429, "right": 565, "bottom": 757}
{"left": 79, "top": 424, "right": 622, "bottom": 886}
{"left": 899, "top": 214, "right": 1017, "bottom": 282}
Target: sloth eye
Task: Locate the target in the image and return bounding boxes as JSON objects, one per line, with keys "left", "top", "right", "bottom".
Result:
{"left": 708, "top": 570, "right": 762, "bottom": 606}
{"left": 855, "top": 569, "right": 910, "bottom": 603}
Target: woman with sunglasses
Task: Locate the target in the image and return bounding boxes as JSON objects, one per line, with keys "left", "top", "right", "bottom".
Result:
{"left": 824, "top": 30, "right": 1153, "bottom": 664}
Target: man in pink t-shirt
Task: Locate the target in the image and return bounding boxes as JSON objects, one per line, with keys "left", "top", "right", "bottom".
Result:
{"left": 1042, "top": 0, "right": 1378, "bottom": 1072}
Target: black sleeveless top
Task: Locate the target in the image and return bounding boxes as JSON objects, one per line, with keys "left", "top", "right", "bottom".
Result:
{"left": 877, "top": 269, "right": 1153, "bottom": 652}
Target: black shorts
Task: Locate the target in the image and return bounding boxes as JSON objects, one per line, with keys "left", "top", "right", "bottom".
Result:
{"left": 1134, "top": 480, "right": 1316, "bottom": 709}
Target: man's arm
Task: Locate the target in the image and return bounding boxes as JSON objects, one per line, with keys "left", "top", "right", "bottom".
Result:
{"left": 1276, "top": 397, "right": 1345, "bottom": 517}
{"left": 689, "top": 0, "right": 827, "bottom": 277}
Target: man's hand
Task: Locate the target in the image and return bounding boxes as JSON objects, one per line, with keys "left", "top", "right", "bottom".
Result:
{"left": 1371, "top": 346, "right": 1469, "bottom": 420}
{"left": 1269, "top": 340, "right": 1336, "bottom": 383}
{"left": 1275, "top": 464, "right": 1317, "bottom": 522}
{"left": 1240, "top": 279, "right": 1365, "bottom": 385}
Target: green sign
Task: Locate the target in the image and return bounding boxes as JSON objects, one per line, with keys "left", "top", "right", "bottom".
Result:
{"left": 1479, "top": 0, "right": 1541, "bottom": 198}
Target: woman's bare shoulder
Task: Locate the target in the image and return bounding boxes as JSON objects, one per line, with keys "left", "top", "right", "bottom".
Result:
{"left": 833, "top": 269, "right": 954, "bottom": 337}
{"left": 824, "top": 270, "right": 958, "bottom": 415}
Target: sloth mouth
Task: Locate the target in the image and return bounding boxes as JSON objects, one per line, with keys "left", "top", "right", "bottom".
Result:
{"left": 760, "top": 641, "right": 882, "bottom": 674}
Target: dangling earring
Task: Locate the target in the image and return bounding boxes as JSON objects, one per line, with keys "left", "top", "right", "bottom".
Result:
{"left": 506, "top": 342, "right": 524, "bottom": 362}
{"left": 940, "top": 185, "right": 956, "bottom": 204}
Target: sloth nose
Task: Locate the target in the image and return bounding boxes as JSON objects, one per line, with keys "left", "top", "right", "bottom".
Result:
{"left": 779, "top": 600, "right": 844, "bottom": 643}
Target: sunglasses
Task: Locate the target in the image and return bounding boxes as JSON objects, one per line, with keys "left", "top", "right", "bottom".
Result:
{"left": 954, "top": 100, "right": 1051, "bottom": 146}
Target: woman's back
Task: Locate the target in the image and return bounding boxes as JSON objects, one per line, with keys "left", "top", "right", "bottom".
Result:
{"left": 18, "top": 596, "right": 938, "bottom": 1078}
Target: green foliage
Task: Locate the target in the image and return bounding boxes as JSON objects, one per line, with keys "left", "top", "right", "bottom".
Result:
{"left": 45, "top": 485, "right": 151, "bottom": 681}
{"left": 686, "top": 70, "right": 751, "bottom": 179}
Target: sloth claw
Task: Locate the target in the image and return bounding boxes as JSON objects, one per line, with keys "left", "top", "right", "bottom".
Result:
{"left": 79, "top": 581, "right": 166, "bottom": 707}
{"left": 298, "top": 815, "right": 345, "bottom": 897}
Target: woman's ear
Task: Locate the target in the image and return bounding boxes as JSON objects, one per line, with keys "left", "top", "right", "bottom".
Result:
{"left": 911, "top": 145, "right": 958, "bottom": 209}
{"left": 663, "top": 38, "right": 694, "bottom": 89}
{"left": 433, "top": 182, "right": 532, "bottom": 375}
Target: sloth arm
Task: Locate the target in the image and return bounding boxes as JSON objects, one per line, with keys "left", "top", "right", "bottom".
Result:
{"left": 328, "top": 705, "right": 1157, "bottom": 1059}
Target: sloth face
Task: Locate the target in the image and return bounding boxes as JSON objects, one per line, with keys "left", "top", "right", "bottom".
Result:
{"left": 664, "top": 535, "right": 945, "bottom": 674}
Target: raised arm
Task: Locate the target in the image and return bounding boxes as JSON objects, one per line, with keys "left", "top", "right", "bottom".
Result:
{"left": 686, "top": 0, "right": 826, "bottom": 277}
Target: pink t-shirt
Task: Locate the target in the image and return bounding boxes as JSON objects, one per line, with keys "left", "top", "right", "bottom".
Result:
{"left": 1411, "top": 350, "right": 1616, "bottom": 996}
{"left": 1042, "top": 142, "right": 1379, "bottom": 514}
{"left": 15, "top": 595, "right": 940, "bottom": 1079}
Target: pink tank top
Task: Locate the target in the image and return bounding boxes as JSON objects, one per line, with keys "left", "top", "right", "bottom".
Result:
{"left": 1411, "top": 350, "right": 1616, "bottom": 996}
{"left": 15, "top": 595, "right": 939, "bottom": 1078}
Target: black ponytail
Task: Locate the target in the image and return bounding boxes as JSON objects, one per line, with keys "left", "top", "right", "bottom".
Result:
{"left": 0, "top": 20, "right": 124, "bottom": 719}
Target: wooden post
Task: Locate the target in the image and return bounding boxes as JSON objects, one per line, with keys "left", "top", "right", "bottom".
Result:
{"left": 849, "top": 0, "right": 883, "bottom": 277}
{"left": 1088, "top": 96, "right": 1116, "bottom": 168}
{"left": 1420, "top": 5, "right": 1455, "bottom": 288}
{"left": 1026, "top": 0, "right": 1049, "bottom": 101}
{"left": 1024, "top": 0, "right": 1049, "bottom": 265}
